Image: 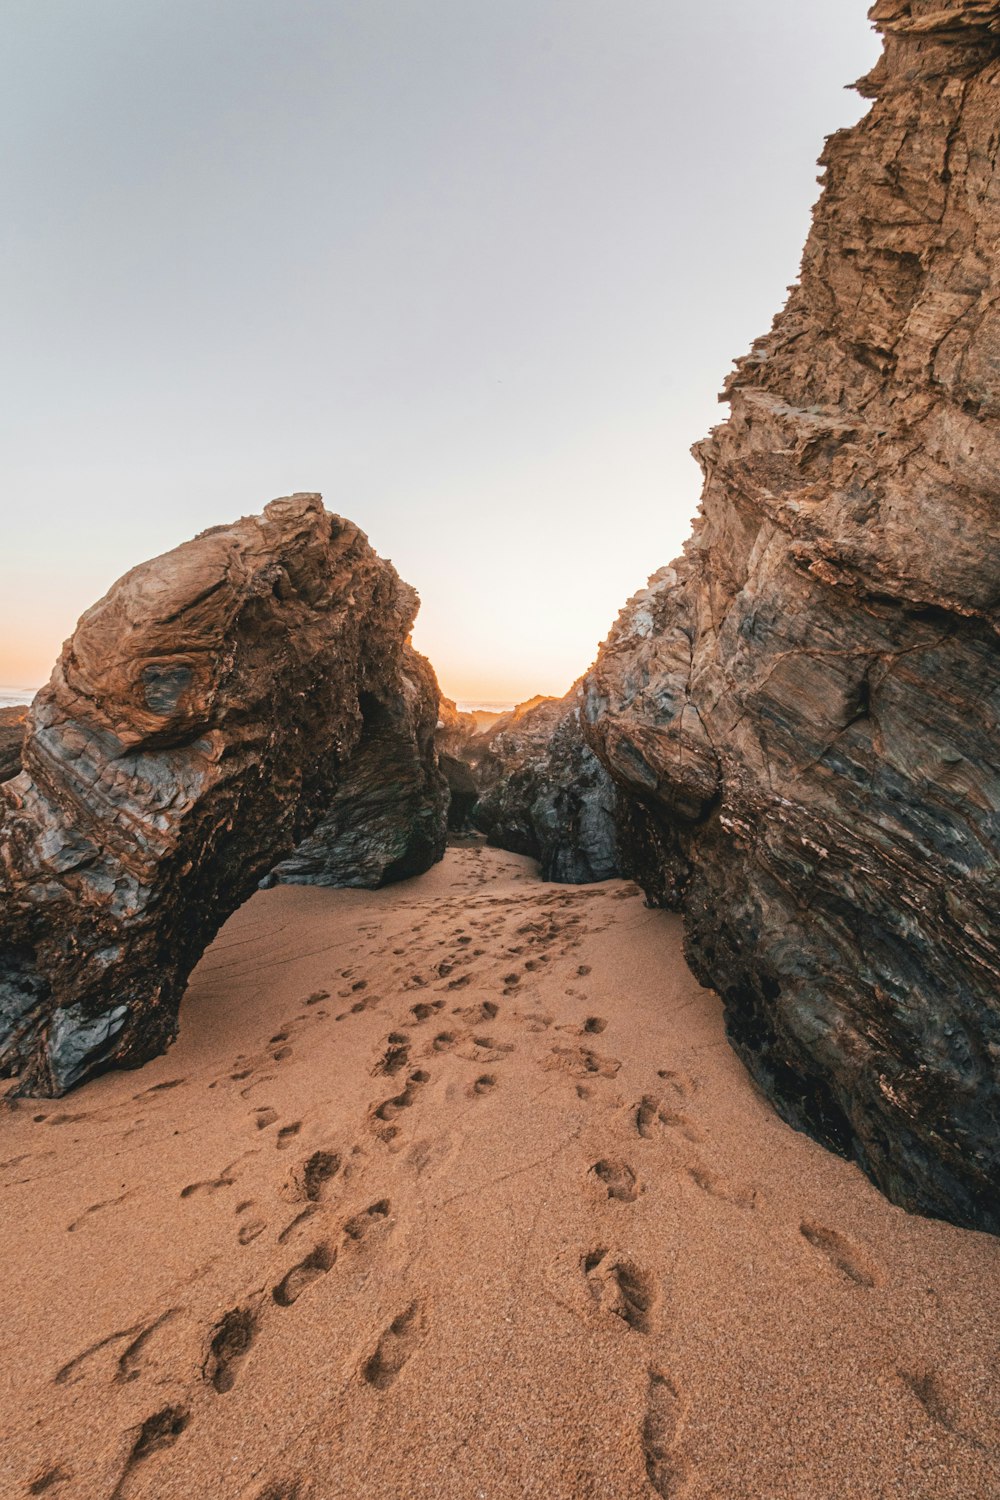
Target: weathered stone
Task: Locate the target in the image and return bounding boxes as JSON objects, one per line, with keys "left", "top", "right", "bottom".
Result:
{"left": 0, "top": 494, "right": 446, "bottom": 1095}
{"left": 582, "top": 2, "right": 1000, "bottom": 1232}
{"left": 474, "top": 694, "right": 621, "bottom": 883}
{"left": 435, "top": 698, "right": 482, "bottom": 832}
{"left": 0, "top": 707, "right": 26, "bottom": 783}
{"left": 267, "top": 649, "right": 447, "bottom": 887}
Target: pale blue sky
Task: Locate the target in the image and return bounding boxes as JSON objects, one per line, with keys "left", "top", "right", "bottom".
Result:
{"left": 1, "top": 1, "right": 880, "bottom": 701}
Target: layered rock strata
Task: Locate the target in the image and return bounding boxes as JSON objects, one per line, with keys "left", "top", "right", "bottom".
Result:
{"left": 0, "top": 707, "right": 26, "bottom": 783}
{"left": 473, "top": 694, "right": 621, "bottom": 883}
{"left": 583, "top": 0, "right": 1000, "bottom": 1231}
{"left": 0, "top": 495, "right": 446, "bottom": 1095}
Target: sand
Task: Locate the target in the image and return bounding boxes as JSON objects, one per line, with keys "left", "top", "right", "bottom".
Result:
{"left": 1, "top": 845, "right": 997, "bottom": 1500}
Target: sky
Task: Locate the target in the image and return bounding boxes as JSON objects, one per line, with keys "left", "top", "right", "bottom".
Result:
{"left": 1, "top": 1, "right": 881, "bottom": 705}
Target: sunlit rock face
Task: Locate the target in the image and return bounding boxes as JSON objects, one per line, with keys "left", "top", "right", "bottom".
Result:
{"left": 583, "top": 1, "right": 1000, "bottom": 1231}
{"left": 473, "top": 694, "right": 621, "bottom": 883}
{"left": 0, "top": 495, "right": 446, "bottom": 1095}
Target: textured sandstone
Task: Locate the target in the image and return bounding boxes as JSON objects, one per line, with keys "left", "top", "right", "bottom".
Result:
{"left": 0, "top": 495, "right": 446, "bottom": 1095}
{"left": 473, "top": 694, "right": 621, "bottom": 883}
{"left": 583, "top": 1, "right": 1000, "bottom": 1230}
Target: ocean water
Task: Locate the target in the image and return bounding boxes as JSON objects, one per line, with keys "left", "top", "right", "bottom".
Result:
{"left": 456, "top": 701, "right": 513, "bottom": 714}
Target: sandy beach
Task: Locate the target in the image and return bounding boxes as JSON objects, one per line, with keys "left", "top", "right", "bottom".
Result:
{"left": 1, "top": 845, "right": 997, "bottom": 1500}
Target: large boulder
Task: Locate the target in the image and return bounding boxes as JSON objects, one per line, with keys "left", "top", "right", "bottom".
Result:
{"left": 582, "top": 2, "right": 1000, "bottom": 1231}
{"left": 474, "top": 694, "right": 620, "bottom": 883}
{"left": 0, "top": 494, "right": 447, "bottom": 1095}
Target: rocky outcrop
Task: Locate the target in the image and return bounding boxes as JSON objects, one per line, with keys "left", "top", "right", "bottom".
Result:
{"left": 474, "top": 694, "right": 621, "bottom": 883}
{"left": 582, "top": 1, "right": 1000, "bottom": 1231}
{"left": 0, "top": 708, "right": 26, "bottom": 783}
{"left": 0, "top": 495, "right": 447, "bottom": 1095}
{"left": 267, "top": 649, "right": 448, "bottom": 886}
{"left": 435, "top": 698, "right": 482, "bottom": 831}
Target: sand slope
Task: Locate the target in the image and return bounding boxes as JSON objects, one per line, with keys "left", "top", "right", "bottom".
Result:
{"left": 1, "top": 847, "right": 997, "bottom": 1499}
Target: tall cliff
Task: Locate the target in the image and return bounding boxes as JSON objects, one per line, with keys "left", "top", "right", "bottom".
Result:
{"left": 0, "top": 495, "right": 447, "bottom": 1096}
{"left": 582, "top": 0, "right": 1000, "bottom": 1231}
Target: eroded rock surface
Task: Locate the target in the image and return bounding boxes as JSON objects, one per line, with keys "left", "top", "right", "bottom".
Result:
{"left": 0, "top": 707, "right": 26, "bottom": 783}
{"left": 435, "top": 698, "right": 482, "bottom": 832}
{"left": 0, "top": 495, "right": 446, "bottom": 1095}
{"left": 474, "top": 694, "right": 620, "bottom": 883}
{"left": 268, "top": 649, "right": 447, "bottom": 887}
{"left": 583, "top": 1, "right": 1000, "bottom": 1231}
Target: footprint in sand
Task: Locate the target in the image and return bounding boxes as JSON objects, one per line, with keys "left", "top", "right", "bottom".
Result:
{"left": 27, "top": 1465, "right": 71, "bottom": 1494}
{"left": 375, "top": 1034, "right": 410, "bottom": 1074}
{"left": 203, "top": 1305, "right": 258, "bottom": 1393}
{"left": 180, "top": 1161, "right": 241, "bottom": 1199}
{"left": 111, "top": 1406, "right": 190, "bottom": 1499}
{"left": 454, "top": 1000, "right": 499, "bottom": 1024}
{"left": 272, "top": 1244, "right": 335, "bottom": 1307}
{"left": 656, "top": 1069, "right": 697, "bottom": 1099}
{"left": 547, "top": 1044, "right": 621, "bottom": 1080}
{"left": 591, "top": 1159, "right": 640, "bottom": 1202}
{"left": 410, "top": 1000, "right": 445, "bottom": 1023}
{"left": 685, "top": 1165, "right": 757, "bottom": 1210}
{"left": 238, "top": 1210, "right": 267, "bottom": 1246}
{"left": 361, "top": 1301, "right": 428, "bottom": 1391}
{"left": 583, "top": 1250, "right": 656, "bottom": 1334}
{"left": 799, "top": 1221, "right": 879, "bottom": 1287}
{"left": 343, "top": 1199, "right": 392, "bottom": 1245}
{"left": 132, "top": 1078, "right": 186, "bottom": 1099}
{"left": 290, "top": 1150, "right": 341, "bottom": 1203}
{"left": 468, "top": 1073, "right": 498, "bottom": 1097}
{"left": 642, "top": 1369, "right": 692, "bottom": 1498}
{"left": 636, "top": 1097, "right": 704, "bottom": 1145}
{"left": 249, "top": 1478, "right": 313, "bottom": 1500}
{"left": 254, "top": 1107, "right": 278, "bottom": 1130}
{"left": 373, "top": 1070, "right": 431, "bottom": 1123}
{"left": 276, "top": 1122, "right": 302, "bottom": 1151}
{"left": 279, "top": 1202, "right": 322, "bottom": 1243}
{"left": 67, "top": 1190, "right": 132, "bottom": 1233}
{"left": 55, "top": 1311, "right": 177, "bottom": 1389}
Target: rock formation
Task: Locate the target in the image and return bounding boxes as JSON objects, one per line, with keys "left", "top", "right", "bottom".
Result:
{"left": 435, "top": 698, "right": 482, "bottom": 832}
{"left": 473, "top": 694, "right": 621, "bottom": 883}
{"left": 0, "top": 495, "right": 447, "bottom": 1095}
{"left": 267, "top": 648, "right": 448, "bottom": 886}
{"left": 582, "top": 0, "right": 1000, "bottom": 1231}
{"left": 0, "top": 707, "right": 26, "bottom": 783}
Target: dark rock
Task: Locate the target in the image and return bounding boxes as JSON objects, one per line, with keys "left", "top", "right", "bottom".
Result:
{"left": 582, "top": 4, "right": 1000, "bottom": 1232}
{"left": 268, "top": 653, "right": 447, "bottom": 887}
{"left": 0, "top": 494, "right": 446, "bottom": 1095}
{"left": 435, "top": 699, "right": 482, "bottom": 832}
{"left": 0, "top": 707, "right": 26, "bottom": 783}
{"left": 473, "top": 694, "right": 620, "bottom": 883}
